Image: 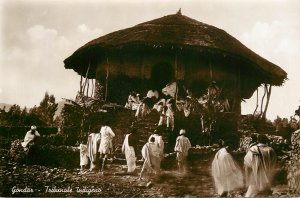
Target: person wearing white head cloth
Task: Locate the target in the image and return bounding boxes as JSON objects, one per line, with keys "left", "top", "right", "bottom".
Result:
{"left": 244, "top": 134, "right": 277, "bottom": 197}
{"left": 148, "top": 129, "right": 165, "bottom": 170}
{"left": 139, "top": 136, "right": 161, "bottom": 180}
{"left": 122, "top": 128, "right": 137, "bottom": 173}
{"left": 21, "top": 125, "right": 40, "bottom": 150}
{"left": 174, "top": 129, "right": 191, "bottom": 173}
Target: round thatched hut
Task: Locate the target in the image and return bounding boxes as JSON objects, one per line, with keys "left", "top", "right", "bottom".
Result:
{"left": 64, "top": 12, "right": 287, "bottom": 143}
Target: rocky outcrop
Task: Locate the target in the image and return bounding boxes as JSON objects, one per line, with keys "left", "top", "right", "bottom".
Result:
{"left": 288, "top": 129, "right": 300, "bottom": 194}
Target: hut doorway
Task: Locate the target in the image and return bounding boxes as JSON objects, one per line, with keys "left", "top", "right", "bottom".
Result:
{"left": 150, "top": 62, "right": 175, "bottom": 90}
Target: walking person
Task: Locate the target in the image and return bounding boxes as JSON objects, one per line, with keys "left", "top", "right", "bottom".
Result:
{"left": 211, "top": 139, "right": 244, "bottom": 197}
{"left": 158, "top": 105, "right": 168, "bottom": 127}
{"left": 166, "top": 103, "right": 174, "bottom": 131}
{"left": 98, "top": 121, "right": 115, "bottom": 172}
{"left": 148, "top": 129, "right": 165, "bottom": 171}
{"left": 139, "top": 137, "right": 161, "bottom": 180}
{"left": 87, "top": 132, "right": 101, "bottom": 171}
{"left": 174, "top": 129, "right": 191, "bottom": 173}
{"left": 78, "top": 140, "right": 89, "bottom": 171}
{"left": 244, "top": 134, "right": 277, "bottom": 197}
{"left": 248, "top": 133, "right": 258, "bottom": 149}
{"left": 122, "top": 128, "right": 137, "bottom": 173}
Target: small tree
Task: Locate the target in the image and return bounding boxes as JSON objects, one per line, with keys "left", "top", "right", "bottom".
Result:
{"left": 7, "top": 104, "right": 22, "bottom": 125}
{"left": 36, "top": 92, "right": 58, "bottom": 126}
{"left": 295, "top": 105, "right": 300, "bottom": 118}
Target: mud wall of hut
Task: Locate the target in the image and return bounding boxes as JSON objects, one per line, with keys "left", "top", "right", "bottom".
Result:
{"left": 93, "top": 49, "right": 262, "bottom": 114}
{"left": 288, "top": 129, "right": 300, "bottom": 194}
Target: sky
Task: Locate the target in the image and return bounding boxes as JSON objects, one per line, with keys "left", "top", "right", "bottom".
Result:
{"left": 0, "top": 0, "right": 299, "bottom": 121}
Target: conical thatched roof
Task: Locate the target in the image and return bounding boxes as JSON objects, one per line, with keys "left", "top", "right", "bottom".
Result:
{"left": 64, "top": 13, "right": 287, "bottom": 85}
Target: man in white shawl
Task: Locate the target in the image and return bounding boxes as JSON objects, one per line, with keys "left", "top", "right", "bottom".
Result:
{"left": 78, "top": 141, "right": 89, "bottom": 170}
{"left": 174, "top": 129, "right": 191, "bottom": 173}
{"left": 87, "top": 132, "right": 101, "bottom": 171}
{"left": 212, "top": 139, "right": 244, "bottom": 197}
{"left": 122, "top": 128, "right": 137, "bottom": 173}
{"left": 166, "top": 104, "right": 174, "bottom": 131}
{"left": 148, "top": 129, "right": 165, "bottom": 170}
{"left": 99, "top": 122, "right": 115, "bottom": 172}
{"left": 244, "top": 134, "right": 277, "bottom": 197}
{"left": 21, "top": 125, "right": 40, "bottom": 151}
{"left": 139, "top": 136, "right": 161, "bottom": 180}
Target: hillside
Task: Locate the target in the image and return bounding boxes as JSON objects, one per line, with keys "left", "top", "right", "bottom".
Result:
{"left": 0, "top": 103, "right": 13, "bottom": 112}
{"left": 0, "top": 101, "right": 66, "bottom": 118}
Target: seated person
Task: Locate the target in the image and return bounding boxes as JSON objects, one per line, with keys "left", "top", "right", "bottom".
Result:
{"left": 21, "top": 125, "right": 40, "bottom": 151}
{"left": 135, "top": 89, "right": 159, "bottom": 119}
{"left": 125, "top": 91, "right": 141, "bottom": 110}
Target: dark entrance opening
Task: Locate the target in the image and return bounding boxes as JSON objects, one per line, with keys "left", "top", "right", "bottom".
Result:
{"left": 150, "top": 62, "right": 174, "bottom": 90}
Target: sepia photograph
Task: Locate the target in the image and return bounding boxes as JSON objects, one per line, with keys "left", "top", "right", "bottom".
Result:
{"left": 1, "top": 0, "right": 300, "bottom": 197}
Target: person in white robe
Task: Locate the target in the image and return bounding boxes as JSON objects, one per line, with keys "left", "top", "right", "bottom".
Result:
{"left": 21, "top": 125, "right": 40, "bottom": 150}
{"left": 244, "top": 134, "right": 277, "bottom": 197}
{"left": 153, "top": 98, "right": 166, "bottom": 112}
{"left": 166, "top": 104, "right": 174, "bottom": 131}
{"left": 212, "top": 139, "right": 244, "bottom": 197}
{"left": 78, "top": 142, "right": 89, "bottom": 170}
{"left": 87, "top": 132, "right": 101, "bottom": 171}
{"left": 174, "top": 129, "right": 191, "bottom": 173}
{"left": 148, "top": 131, "right": 164, "bottom": 170}
{"left": 158, "top": 105, "right": 168, "bottom": 127}
{"left": 122, "top": 129, "right": 137, "bottom": 173}
{"left": 125, "top": 92, "right": 141, "bottom": 110}
{"left": 139, "top": 137, "right": 161, "bottom": 179}
{"left": 99, "top": 123, "right": 115, "bottom": 172}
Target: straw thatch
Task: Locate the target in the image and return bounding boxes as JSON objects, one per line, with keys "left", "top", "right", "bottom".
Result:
{"left": 64, "top": 13, "right": 287, "bottom": 87}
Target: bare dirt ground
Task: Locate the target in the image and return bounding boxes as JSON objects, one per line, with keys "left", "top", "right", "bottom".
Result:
{"left": 0, "top": 148, "right": 293, "bottom": 197}
{"left": 0, "top": 110, "right": 295, "bottom": 197}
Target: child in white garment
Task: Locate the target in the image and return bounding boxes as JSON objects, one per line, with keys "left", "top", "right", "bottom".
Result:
{"left": 78, "top": 141, "right": 89, "bottom": 170}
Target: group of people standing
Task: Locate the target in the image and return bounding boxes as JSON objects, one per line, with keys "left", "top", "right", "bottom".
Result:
{"left": 125, "top": 88, "right": 179, "bottom": 131}
{"left": 79, "top": 121, "right": 115, "bottom": 172}
{"left": 79, "top": 122, "right": 192, "bottom": 179}
{"left": 123, "top": 128, "right": 191, "bottom": 179}
{"left": 21, "top": 124, "right": 277, "bottom": 197}
{"left": 212, "top": 134, "right": 277, "bottom": 197}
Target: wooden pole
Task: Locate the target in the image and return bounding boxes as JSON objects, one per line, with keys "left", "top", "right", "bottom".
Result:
{"left": 86, "top": 79, "right": 89, "bottom": 97}
{"left": 262, "top": 85, "right": 272, "bottom": 119}
{"left": 80, "top": 76, "right": 83, "bottom": 94}
{"left": 91, "top": 79, "right": 94, "bottom": 98}
{"left": 80, "top": 60, "right": 91, "bottom": 138}
{"left": 209, "top": 60, "right": 213, "bottom": 81}
{"left": 237, "top": 65, "right": 241, "bottom": 114}
{"left": 82, "top": 62, "right": 91, "bottom": 99}
{"left": 105, "top": 57, "right": 109, "bottom": 102}
{"left": 174, "top": 53, "right": 178, "bottom": 103}
{"left": 252, "top": 88, "right": 259, "bottom": 116}
{"left": 259, "top": 85, "right": 267, "bottom": 119}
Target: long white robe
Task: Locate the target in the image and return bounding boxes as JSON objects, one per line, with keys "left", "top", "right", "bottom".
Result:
{"left": 87, "top": 133, "right": 101, "bottom": 170}
{"left": 174, "top": 135, "right": 191, "bottom": 162}
{"left": 98, "top": 126, "right": 115, "bottom": 154}
{"left": 244, "top": 144, "right": 277, "bottom": 197}
{"left": 148, "top": 134, "right": 164, "bottom": 157}
{"left": 212, "top": 148, "right": 244, "bottom": 195}
{"left": 122, "top": 134, "right": 136, "bottom": 173}
{"left": 125, "top": 95, "right": 141, "bottom": 110}
{"left": 21, "top": 130, "right": 40, "bottom": 148}
{"left": 141, "top": 142, "right": 161, "bottom": 174}
{"left": 148, "top": 134, "right": 164, "bottom": 170}
{"left": 79, "top": 143, "right": 89, "bottom": 166}
{"left": 166, "top": 106, "right": 174, "bottom": 131}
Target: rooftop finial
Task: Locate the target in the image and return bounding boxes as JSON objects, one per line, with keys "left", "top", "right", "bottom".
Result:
{"left": 177, "top": 8, "right": 182, "bottom": 15}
